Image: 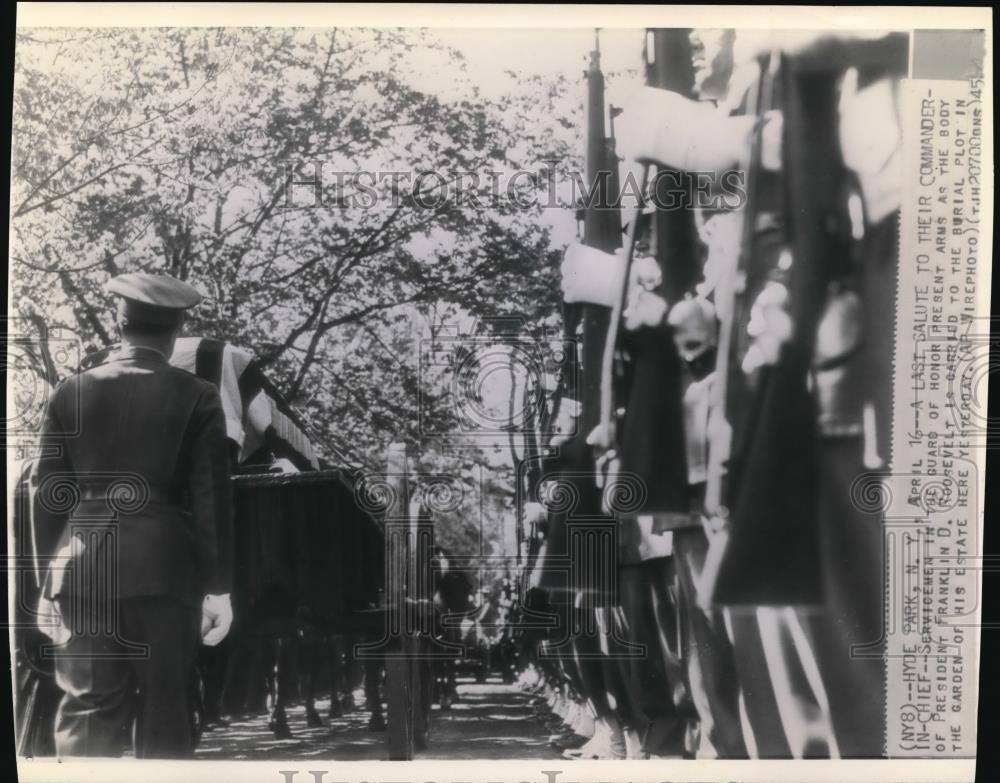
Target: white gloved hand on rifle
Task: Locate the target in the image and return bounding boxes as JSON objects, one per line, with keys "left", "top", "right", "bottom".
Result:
{"left": 742, "top": 279, "right": 793, "bottom": 374}
{"left": 631, "top": 254, "right": 663, "bottom": 291}
{"left": 618, "top": 86, "right": 782, "bottom": 173}
{"left": 36, "top": 595, "right": 71, "bottom": 645}
{"left": 201, "top": 593, "right": 233, "bottom": 646}
{"left": 623, "top": 255, "right": 667, "bottom": 331}
{"left": 838, "top": 67, "right": 903, "bottom": 224}
{"left": 522, "top": 501, "right": 548, "bottom": 527}
{"left": 624, "top": 289, "right": 669, "bottom": 331}
{"left": 560, "top": 243, "right": 627, "bottom": 307}
{"left": 619, "top": 86, "right": 756, "bottom": 171}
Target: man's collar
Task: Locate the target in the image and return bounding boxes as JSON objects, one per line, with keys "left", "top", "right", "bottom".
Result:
{"left": 111, "top": 344, "right": 170, "bottom": 364}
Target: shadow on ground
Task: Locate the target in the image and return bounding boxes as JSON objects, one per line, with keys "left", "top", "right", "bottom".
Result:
{"left": 195, "top": 677, "right": 559, "bottom": 760}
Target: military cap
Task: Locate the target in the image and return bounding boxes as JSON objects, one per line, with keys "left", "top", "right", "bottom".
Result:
{"left": 105, "top": 272, "right": 203, "bottom": 327}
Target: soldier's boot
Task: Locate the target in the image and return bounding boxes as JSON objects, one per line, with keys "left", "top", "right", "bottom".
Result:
{"left": 548, "top": 702, "right": 593, "bottom": 751}
{"left": 268, "top": 707, "right": 292, "bottom": 739}
{"left": 265, "top": 637, "right": 294, "bottom": 739}
{"left": 624, "top": 727, "right": 645, "bottom": 759}
{"left": 192, "top": 704, "right": 204, "bottom": 746}
{"left": 367, "top": 711, "right": 386, "bottom": 732}
{"left": 327, "top": 636, "right": 347, "bottom": 720}
{"left": 363, "top": 657, "right": 384, "bottom": 730}
{"left": 562, "top": 713, "right": 627, "bottom": 760}
{"left": 305, "top": 700, "right": 324, "bottom": 728}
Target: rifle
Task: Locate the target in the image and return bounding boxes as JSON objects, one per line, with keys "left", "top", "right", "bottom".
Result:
{"left": 517, "top": 30, "right": 620, "bottom": 612}
{"left": 698, "top": 50, "right": 781, "bottom": 610}
{"left": 577, "top": 30, "right": 624, "bottom": 445}
{"left": 509, "top": 349, "right": 546, "bottom": 566}
{"left": 594, "top": 167, "right": 649, "bottom": 455}
{"left": 593, "top": 28, "right": 698, "bottom": 522}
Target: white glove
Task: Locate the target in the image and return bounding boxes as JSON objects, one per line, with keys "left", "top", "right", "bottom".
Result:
{"left": 268, "top": 458, "right": 300, "bottom": 474}
{"left": 560, "top": 243, "right": 626, "bottom": 307}
{"left": 624, "top": 289, "right": 669, "bottom": 331}
{"left": 619, "top": 86, "right": 754, "bottom": 171}
{"left": 742, "top": 280, "right": 793, "bottom": 374}
{"left": 838, "top": 68, "right": 903, "bottom": 223}
{"left": 201, "top": 593, "right": 233, "bottom": 646}
{"left": 760, "top": 110, "right": 783, "bottom": 172}
{"left": 586, "top": 422, "right": 613, "bottom": 452}
{"left": 631, "top": 255, "right": 662, "bottom": 291}
{"left": 37, "top": 595, "right": 71, "bottom": 645}
{"left": 546, "top": 397, "right": 580, "bottom": 447}
{"left": 697, "top": 212, "right": 740, "bottom": 305}
{"left": 622, "top": 256, "right": 668, "bottom": 330}
{"left": 522, "top": 501, "right": 548, "bottom": 527}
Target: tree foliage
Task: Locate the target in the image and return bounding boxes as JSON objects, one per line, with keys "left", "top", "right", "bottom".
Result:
{"left": 11, "top": 26, "right": 585, "bottom": 563}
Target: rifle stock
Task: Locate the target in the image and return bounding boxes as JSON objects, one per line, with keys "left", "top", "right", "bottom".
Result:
{"left": 698, "top": 50, "right": 780, "bottom": 611}
{"left": 595, "top": 165, "right": 650, "bottom": 452}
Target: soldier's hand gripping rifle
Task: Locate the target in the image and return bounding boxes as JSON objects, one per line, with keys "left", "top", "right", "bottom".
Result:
{"left": 591, "top": 167, "right": 650, "bottom": 463}
{"left": 697, "top": 50, "right": 780, "bottom": 611}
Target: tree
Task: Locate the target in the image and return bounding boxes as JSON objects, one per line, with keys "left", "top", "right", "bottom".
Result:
{"left": 11, "top": 26, "right": 586, "bottom": 558}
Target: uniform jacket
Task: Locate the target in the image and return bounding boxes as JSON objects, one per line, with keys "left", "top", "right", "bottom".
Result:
{"left": 31, "top": 345, "right": 233, "bottom": 605}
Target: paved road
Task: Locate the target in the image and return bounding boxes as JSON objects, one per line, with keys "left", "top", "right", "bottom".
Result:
{"left": 195, "top": 677, "right": 559, "bottom": 760}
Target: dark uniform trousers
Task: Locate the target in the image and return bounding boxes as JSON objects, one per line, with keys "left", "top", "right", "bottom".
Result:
{"left": 53, "top": 596, "right": 200, "bottom": 758}
{"left": 723, "top": 446, "right": 883, "bottom": 761}
{"left": 618, "top": 560, "right": 690, "bottom": 756}
{"left": 568, "top": 602, "right": 616, "bottom": 720}
{"left": 617, "top": 506, "right": 747, "bottom": 755}
{"left": 796, "top": 212, "right": 896, "bottom": 757}
{"left": 803, "top": 437, "right": 885, "bottom": 757}
{"left": 798, "top": 212, "right": 897, "bottom": 757}
{"left": 302, "top": 632, "right": 348, "bottom": 714}
{"left": 718, "top": 215, "right": 894, "bottom": 758}
{"left": 672, "top": 528, "right": 748, "bottom": 758}
{"left": 535, "top": 437, "right": 632, "bottom": 729}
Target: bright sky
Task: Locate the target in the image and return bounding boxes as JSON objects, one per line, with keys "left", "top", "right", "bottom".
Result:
{"left": 430, "top": 28, "right": 646, "bottom": 96}
{"left": 412, "top": 29, "right": 647, "bottom": 252}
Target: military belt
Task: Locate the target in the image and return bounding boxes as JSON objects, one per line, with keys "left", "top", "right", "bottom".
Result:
{"left": 76, "top": 480, "right": 186, "bottom": 508}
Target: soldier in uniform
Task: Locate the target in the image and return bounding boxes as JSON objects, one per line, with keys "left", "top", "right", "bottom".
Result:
{"left": 618, "top": 28, "right": 903, "bottom": 757}
{"left": 32, "top": 272, "right": 234, "bottom": 758}
{"left": 622, "top": 31, "right": 838, "bottom": 757}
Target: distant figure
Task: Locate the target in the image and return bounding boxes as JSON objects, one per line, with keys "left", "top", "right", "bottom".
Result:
{"left": 431, "top": 547, "right": 473, "bottom": 708}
